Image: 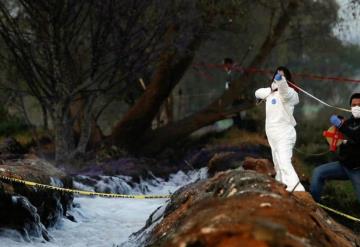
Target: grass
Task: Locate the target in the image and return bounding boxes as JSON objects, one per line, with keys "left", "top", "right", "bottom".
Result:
{"left": 296, "top": 146, "right": 360, "bottom": 233}
{"left": 207, "top": 127, "right": 268, "bottom": 147}
{"left": 321, "top": 180, "right": 360, "bottom": 233}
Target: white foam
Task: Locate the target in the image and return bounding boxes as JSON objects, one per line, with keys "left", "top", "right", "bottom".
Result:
{"left": 0, "top": 168, "right": 207, "bottom": 247}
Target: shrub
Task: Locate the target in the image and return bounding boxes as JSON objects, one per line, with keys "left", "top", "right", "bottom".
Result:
{"left": 0, "top": 106, "right": 29, "bottom": 136}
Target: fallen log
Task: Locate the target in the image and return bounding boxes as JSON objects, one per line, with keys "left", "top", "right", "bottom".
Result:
{"left": 134, "top": 169, "right": 359, "bottom": 247}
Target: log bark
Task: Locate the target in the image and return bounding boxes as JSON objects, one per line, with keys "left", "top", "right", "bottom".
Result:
{"left": 135, "top": 169, "right": 360, "bottom": 247}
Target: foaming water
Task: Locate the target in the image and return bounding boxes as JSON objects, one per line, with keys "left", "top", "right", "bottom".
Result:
{"left": 0, "top": 168, "right": 207, "bottom": 247}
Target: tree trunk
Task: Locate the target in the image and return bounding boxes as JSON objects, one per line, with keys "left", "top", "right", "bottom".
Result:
{"left": 164, "top": 96, "right": 174, "bottom": 124}
{"left": 70, "top": 96, "right": 103, "bottom": 151}
{"left": 142, "top": 103, "right": 254, "bottom": 154}
{"left": 54, "top": 109, "right": 75, "bottom": 163}
{"left": 110, "top": 34, "right": 202, "bottom": 148}
{"left": 73, "top": 110, "right": 92, "bottom": 156}
{"left": 140, "top": 0, "right": 300, "bottom": 154}
{"left": 41, "top": 103, "right": 49, "bottom": 130}
{"left": 53, "top": 96, "right": 103, "bottom": 163}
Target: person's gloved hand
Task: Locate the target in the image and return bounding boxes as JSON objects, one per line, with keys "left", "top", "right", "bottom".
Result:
{"left": 330, "top": 115, "right": 343, "bottom": 127}
{"left": 274, "top": 73, "right": 282, "bottom": 81}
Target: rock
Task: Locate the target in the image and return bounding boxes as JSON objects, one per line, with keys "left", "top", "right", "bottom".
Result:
{"left": 0, "top": 158, "right": 73, "bottom": 240}
{"left": 0, "top": 192, "right": 50, "bottom": 241}
{"left": 76, "top": 157, "right": 184, "bottom": 182}
{"left": 0, "top": 137, "right": 27, "bottom": 159}
{"left": 77, "top": 145, "right": 273, "bottom": 185}
{"left": 207, "top": 152, "right": 243, "bottom": 176}
{"left": 134, "top": 169, "right": 359, "bottom": 247}
{"left": 208, "top": 154, "right": 276, "bottom": 178}
{"left": 76, "top": 142, "right": 272, "bottom": 182}
{"left": 242, "top": 157, "right": 275, "bottom": 177}
{"left": 0, "top": 156, "right": 66, "bottom": 182}
{"left": 185, "top": 144, "right": 272, "bottom": 170}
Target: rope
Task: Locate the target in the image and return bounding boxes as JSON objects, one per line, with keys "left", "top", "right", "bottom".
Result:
{"left": 289, "top": 181, "right": 300, "bottom": 194}
{"left": 251, "top": 75, "right": 359, "bottom": 222}
{"left": 291, "top": 192, "right": 360, "bottom": 223}
{"left": 287, "top": 81, "right": 351, "bottom": 113}
{"left": 317, "top": 203, "right": 360, "bottom": 223}
{"left": 193, "top": 63, "right": 360, "bottom": 84}
{"left": 193, "top": 63, "right": 353, "bottom": 112}
{"left": 0, "top": 174, "right": 171, "bottom": 199}
{"left": 1, "top": 173, "right": 360, "bottom": 223}
{"left": 247, "top": 81, "right": 350, "bottom": 113}
{"left": 193, "top": 64, "right": 352, "bottom": 113}
{"left": 254, "top": 85, "right": 333, "bottom": 157}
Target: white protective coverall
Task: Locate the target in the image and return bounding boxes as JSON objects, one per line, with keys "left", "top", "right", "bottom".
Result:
{"left": 255, "top": 76, "right": 305, "bottom": 191}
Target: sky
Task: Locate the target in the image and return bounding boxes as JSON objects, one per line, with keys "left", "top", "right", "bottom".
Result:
{"left": 334, "top": 0, "right": 360, "bottom": 44}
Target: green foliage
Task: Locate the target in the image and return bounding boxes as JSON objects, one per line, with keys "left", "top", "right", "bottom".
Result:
{"left": 298, "top": 143, "right": 360, "bottom": 233}
{"left": 322, "top": 180, "right": 360, "bottom": 233}
{"left": 96, "top": 145, "right": 129, "bottom": 161}
{"left": 0, "top": 106, "right": 28, "bottom": 136}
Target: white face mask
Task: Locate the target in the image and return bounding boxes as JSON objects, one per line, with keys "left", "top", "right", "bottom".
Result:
{"left": 271, "top": 82, "right": 278, "bottom": 90}
{"left": 351, "top": 106, "right": 360, "bottom": 118}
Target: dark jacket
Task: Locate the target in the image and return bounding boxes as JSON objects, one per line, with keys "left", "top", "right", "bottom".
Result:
{"left": 338, "top": 116, "right": 360, "bottom": 169}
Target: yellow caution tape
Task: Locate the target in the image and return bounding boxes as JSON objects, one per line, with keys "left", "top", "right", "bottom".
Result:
{"left": 0, "top": 174, "right": 171, "bottom": 199}
{"left": 2, "top": 173, "right": 360, "bottom": 224}
{"left": 317, "top": 203, "right": 360, "bottom": 223}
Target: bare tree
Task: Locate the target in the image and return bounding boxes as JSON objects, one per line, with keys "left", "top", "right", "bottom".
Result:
{"left": 110, "top": 0, "right": 300, "bottom": 154}
{"left": 0, "top": 0, "right": 175, "bottom": 162}
{"left": 0, "top": 0, "right": 327, "bottom": 160}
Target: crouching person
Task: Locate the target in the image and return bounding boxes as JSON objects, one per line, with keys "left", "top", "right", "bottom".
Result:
{"left": 310, "top": 93, "right": 360, "bottom": 202}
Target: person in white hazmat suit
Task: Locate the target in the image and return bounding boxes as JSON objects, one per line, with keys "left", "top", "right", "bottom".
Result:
{"left": 255, "top": 66, "right": 305, "bottom": 192}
